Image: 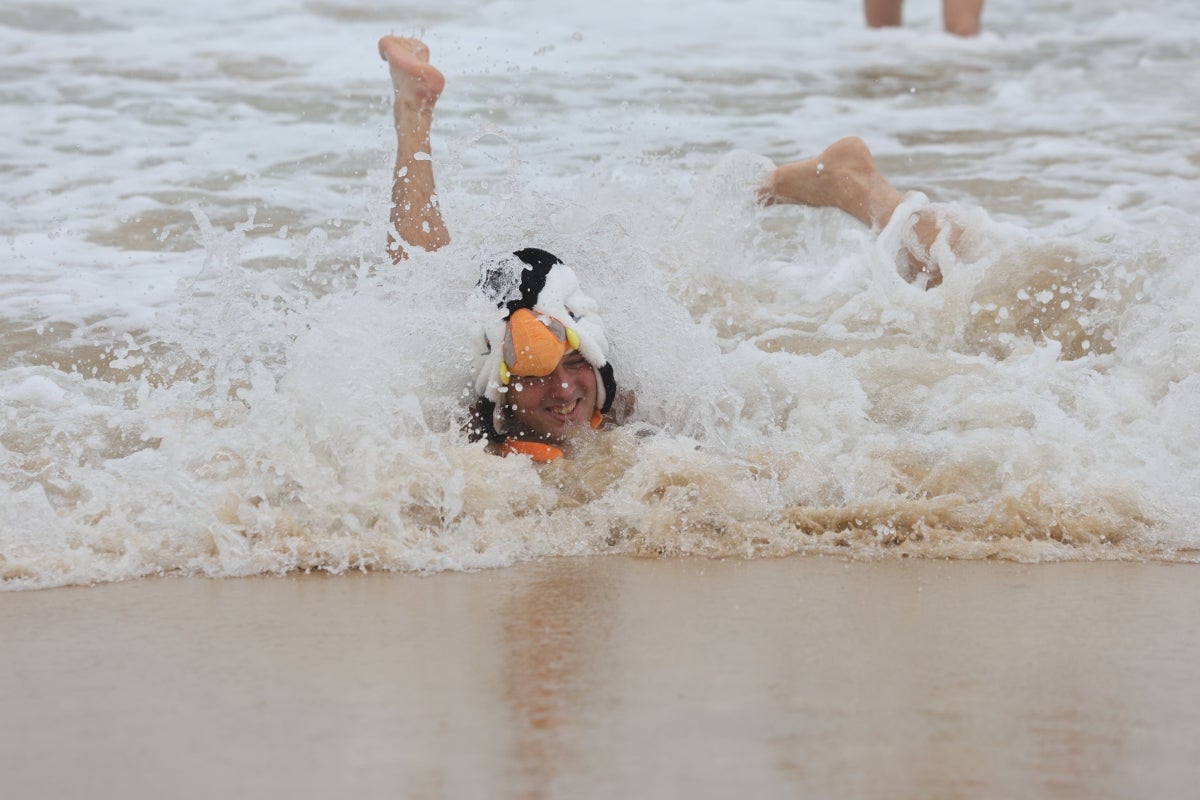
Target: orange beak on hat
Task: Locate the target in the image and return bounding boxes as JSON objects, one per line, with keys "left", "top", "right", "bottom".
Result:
{"left": 499, "top": 308, "right": 582, "bottom": 385}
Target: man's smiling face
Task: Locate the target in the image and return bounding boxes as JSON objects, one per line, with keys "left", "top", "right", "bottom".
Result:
{"left": 505, "top": 350, "right": 597, "bottom": 443}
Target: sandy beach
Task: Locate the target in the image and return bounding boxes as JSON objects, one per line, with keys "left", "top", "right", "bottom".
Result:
{"left": 3, "top": 556, "right": 1197, "bottom": 799}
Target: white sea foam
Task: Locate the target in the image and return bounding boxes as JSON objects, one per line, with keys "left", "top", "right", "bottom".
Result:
{"left": 2, "top": 0, "right": 1199, "bottom": 588}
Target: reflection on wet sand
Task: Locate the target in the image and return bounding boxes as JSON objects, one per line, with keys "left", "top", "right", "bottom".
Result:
{"left": 502, "top": 560, "right": 615, "bottom": 798}
{"left": 3, "top": 558, "right": 1198, "bottom": 798}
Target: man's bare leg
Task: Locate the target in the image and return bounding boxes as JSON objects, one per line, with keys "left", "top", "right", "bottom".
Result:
{"left": 759, "top": 137, "right": 963, "bottom": 288}
{"left": 943, "top": 0, "right": 983, "bottom": 37}
{"left": 379, "top": 35, "right": 449, "bottom": 263}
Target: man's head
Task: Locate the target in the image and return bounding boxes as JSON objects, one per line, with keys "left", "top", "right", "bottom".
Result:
{"left": 473, "top": 248, "right": 616, "bottom": 446}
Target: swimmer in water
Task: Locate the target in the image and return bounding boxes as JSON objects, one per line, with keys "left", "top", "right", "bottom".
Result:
{"left": 378, "top": 35, "right": 966, "bottom": 460}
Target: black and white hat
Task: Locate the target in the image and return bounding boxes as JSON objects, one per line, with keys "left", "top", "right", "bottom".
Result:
{"left": 475, "top": 247, "right": 617, "bottom": 416}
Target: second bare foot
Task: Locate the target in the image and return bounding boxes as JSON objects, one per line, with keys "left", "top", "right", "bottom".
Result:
{"left": 758, "top": 137, "right": 903, "bottom": 230}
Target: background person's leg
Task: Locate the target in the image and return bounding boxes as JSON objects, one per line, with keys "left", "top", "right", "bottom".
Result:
{"left": 864, "top": 0, "right": 903, "bottom": 29}
{"left": 943, "top": 0, "right": 983, "bottom": 36}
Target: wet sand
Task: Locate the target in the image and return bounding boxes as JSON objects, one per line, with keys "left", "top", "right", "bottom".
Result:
{"left": 3, "top": 556, "right": 1198, "bottom": 799}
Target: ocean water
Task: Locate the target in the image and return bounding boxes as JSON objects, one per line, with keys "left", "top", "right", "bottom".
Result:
{"left": 2, "top": 0, "right": 1198, "bottom": 589}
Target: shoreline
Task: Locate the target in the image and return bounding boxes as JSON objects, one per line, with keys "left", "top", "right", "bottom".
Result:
{"left": 4, "top": 556, "right": 1198, "bottom": 798}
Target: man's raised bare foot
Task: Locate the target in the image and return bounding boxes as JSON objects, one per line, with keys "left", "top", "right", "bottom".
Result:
{"left": 378, "top": 35, "right": 444, "bottom": 118}
{"left": 380, "top": 35, "right": 450, "bottom": 261}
